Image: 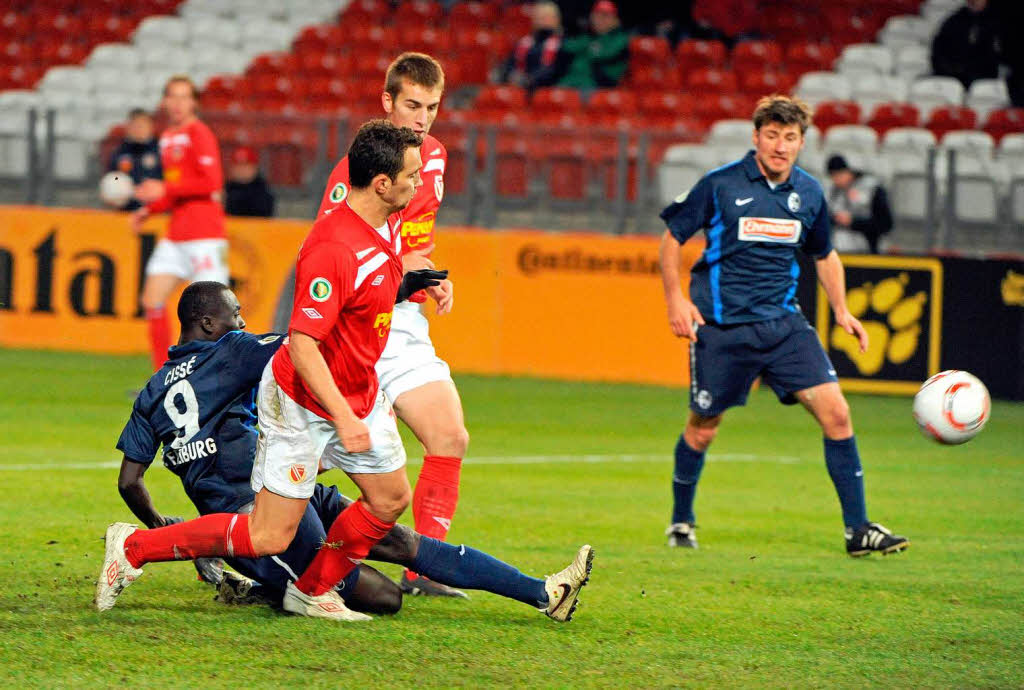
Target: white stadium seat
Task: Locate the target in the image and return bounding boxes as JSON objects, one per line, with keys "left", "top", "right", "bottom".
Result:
{"left": 38, "top": 66, "right": 94, "bottom": 96}
{"left": 138, "top": 44, "right": 194, "bottom": 73}
{"left": 836, "top": 44, "right": 894, "bottom": 75}
{"left": 658, "top": 144, "right": 720, "bottom": 207}
{"left": 823, "top": 124, "right": 879, "bottom": 156}
{"left": 134, "top": 16, "right": 190, "bottom": 45}
{"left": 87, "top": 43, "right": 142, "bottom": 71}
{"left": 795, "top": 71, "right": 852, "bottom": 106}
{"left": 706, "top": 119, "right": 752, "bottom": 147}
{"left": 879, "top": 15, "right": 932, "bottom": 49}
{"left": 87, "top": 66, "right": 148, "bottom": 96}
{"left": 966, "top": 79, "right": 1010, "bottom": 123}
{"left": 894, "top": 44, "right": 930, "bottom": 79}
{"left": 940, "top": 130, "right": 995, "bottom": 161}
{"left": 998, "top": 133, "right": 1024, "bottom": 162}
{"left": 851, "top": 73, "right": 910, "bottom": 113}
{"left": 187, "top": 17, "right": 243, "bottom": 48}
{"left": 241, "top": 20, "right": 295, "bottom": 51}
{"left": 909, "top": 76, "right": 965, "bottom": 117}
{"left": 882, "top": 127, "right": 937, "bottom": 156}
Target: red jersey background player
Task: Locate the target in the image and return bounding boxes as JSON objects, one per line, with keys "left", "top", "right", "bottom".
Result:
{"left": 318, "top": 53, "right": 468, "bottom": 597}
{"left": 133, "top": 75, "right": 227, "bottom": 372}
{"left": 96, "top": 121, "right": 455, "bottom": 621}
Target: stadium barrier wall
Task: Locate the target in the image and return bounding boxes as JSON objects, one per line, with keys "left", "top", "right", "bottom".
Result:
{"left": 1, "top": 207, "right": 1020, "bottom": 398}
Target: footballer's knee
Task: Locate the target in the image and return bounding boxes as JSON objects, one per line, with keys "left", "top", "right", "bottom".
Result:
{"left": 367, "top": 523, "right": 419, "bottom": 567}
{"left": 684, "top": 418, "right": 720, "bottom": 452}
{"left": 424, "top": 423, "right": 469, "bottom": 458}
{"left": 248, "top": 523, "right": 298, "bottom": 557}
{"left": 821, "top": 400, "right": 853, "bottom": 438}
{"left": 363, "top": 487, "right": 411, "bottom": 524}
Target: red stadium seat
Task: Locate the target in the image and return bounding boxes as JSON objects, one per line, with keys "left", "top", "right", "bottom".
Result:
{"left": 983, "top": 108, "right": 1024, "bottom": 143}
{"left": 639, "top": 92, "right": 698, "bottom": 121}
{"left": 297, "top": 52, "right": 354, "bottom": 78}
{"left": 675, "top": 39, "right": 728, "bottom": 73}
{"left": 399, "top": 26, "right": 453, "bottom": 55}
{"left": 85, "top": 14, "right": 135, "bottom": 43}
{"left": 785, "top": 42, "right": 838, "bottom": 75}
{"left": 866, "top": 102, "right": 921, "bottom": 136}
{"left": 738, "top": 69, "right": 796, "bottom": 94}
{"left": 0, "top": 12, "right": 31, "bottom": 36}
{"left": 531, "top": 87, "right": 582, "bottom": 115}
{"left": 813, "top": 100, "right": 863, "bottom": 132}
{"left": 925, "top": 106, "right": 978, "bottom": 140}
{"left": 246, "top": 52, "right": 298, "bottom": 77}
{"left": 345, "top": 24, "right": 389, "bottom": 50}
{"left": 449, "top": 2, "right": 499, "bottom": 32}
{"left": 731, "top": 40, "right": 783, "bottom": 73}
{"left": 687, "top": 68, "right": 738, "bottom": 92}
{"left": 475, "top": 85, "right": 528, "bottom": 117}
{"left": 292, "top": 25, "right": 341, "bottom": 55}
{"left": 627, "top": 64, "right": 682, "bottom": 91}
{"left": 586, "top": 89, "right": 638, "bottom": 119}
{"left": 34, "top": 13, "right": 84, "bottom": 35}
{"left": 0, "top": 40, "right": 35, "bottom": 66}
{"left": 402, "top": 0, "right": 444, "bottom": 24}
{"left": 341, "top": 0, "right": 392, "bottom": 23}
{"left": 629, "top": 36, "right": 671, "bottom": 71}
{"left": 350, "top": 50, "right": 393, "bottom": 78}
{"left": 695, "top": 93, "right": 758, "bottom": 129}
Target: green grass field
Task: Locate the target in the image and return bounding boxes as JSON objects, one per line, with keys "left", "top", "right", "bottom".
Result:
{"left": 1, "top": 348, "right": 1022, "bottom": 688}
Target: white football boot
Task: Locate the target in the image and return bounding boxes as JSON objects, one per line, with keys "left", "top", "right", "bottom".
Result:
{"left": 282, "top": 581, "right": 371, "bottom": 621}
{"left": 543, "top": 544, "right": 594, "bottom": 622}
{"left": 95, "top": 522, "right": 144, "bottom": 611}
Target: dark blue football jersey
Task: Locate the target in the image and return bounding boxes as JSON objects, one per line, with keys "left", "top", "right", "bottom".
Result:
{"left": 116, "top": 331, "right": 284, "bottom": 514}
{"left": 660, "top": 150, "right": 833, "bottom": 325}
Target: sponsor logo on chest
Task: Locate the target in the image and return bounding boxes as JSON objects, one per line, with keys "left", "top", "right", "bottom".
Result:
{"left": 737, "top": 216, "right": 802, "bottom": 244}
{"left": 401, "top": 212, "right": 435, "bottom": 247}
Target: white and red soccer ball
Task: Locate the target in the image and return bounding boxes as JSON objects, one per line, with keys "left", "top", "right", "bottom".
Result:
{"left": 913, "top": 370, "right": 990, "bottom": 445}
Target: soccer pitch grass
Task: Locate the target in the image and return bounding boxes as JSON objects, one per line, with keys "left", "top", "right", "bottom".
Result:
{"left": 1, "top": 349, "right": 1022, "bottom": 688}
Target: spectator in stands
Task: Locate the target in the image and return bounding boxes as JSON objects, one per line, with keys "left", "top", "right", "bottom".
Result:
{"left": 105, "top": 109, "right": 161, "bottom": 211}
{"left": 825, "top": 155, "right": 893, "bottom": 255}
{"left": 559, "top": 1, "right": 629, "bottom": 90}
{"left": 931, "top": 0, "right": 1001, "bottom": 90}
{"left": 691, "top": 0, "right": 758, "bottom": 45}
{"left": 499, "top": 1, "right": 570, "bottom": 91}
{"left": 224, "top": 146, "right": 274, "bottom": 218}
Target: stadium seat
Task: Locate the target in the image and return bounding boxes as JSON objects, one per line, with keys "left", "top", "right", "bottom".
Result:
{"left": 730, "top": 40, "right": 782, "bottom": 73}
{"left": 628, "top": 64, "right": 682, "bottom": 91}
{"left": 629, "top": 36, "right": 671, "bottom": 71}
{"left": 657, "top": 144, "right": 720, "bottom": 206}
{"left": 189, "top": 17, "right": 243, "bottom": 48}
{"left": 823, "top": 124, "right": 879, "bottom": 162}
{"left": 878, "top": 15, "right": 931, "bottom": 49}
{"left": 997, "top": 132, "right": 1024, "bottom": 162}
{"left": 695, "top": 94, "right": 756, "bottom": 131}
{"left": 909, "top": 76, "right": 966, "bottom": 119}
{"left": 795, "top": 71, "right": 852, "bottom": 106}
{"left": 87, "top": 43, "right": 142, "bottom": 71}
{"left": 738, "top": 69, "right": 796, "bottom": 94}
{"left": 966, "top": 79, "right": 1010, "bottom": 124}
{"left": 851, "top": 73, "right": 911, "bottom": 114}
{"left": 893, "top": 44, "right": 930, "bottom": 80}
{"left": 675, "top": 39, "right": 727, "bottom": 72}
{"left": 586, "top": 89, "right": 638, "bottom": 121}
{"left": 449, "top": 2, "right": 499, "bottom": 33}
{"left": 639, "top": 92, "right": 696, "bottom": 122}
{"left": 134, "top": 15, "right": 189, "bottom": 45}
{"left": 686, "top": 68, "right": 738, "bottom": 93}
{"left": 475, "top": 85, "right": 528, "bottom": 119}
{"left": 38, "top": 66, "right": 93, "bottom": 96}
{"left": 707, "top": 119, "right": 752, "bottom": 149}
{"left": 867, "top": 102, "right": 921, "bottom": 136}
{"left": 925, "top": 106, "right": 978, "bottom": 140}
{"left": 813, "top": 101, "right": 862, "bottom": 133}
{"left": 836, "top": 43, "right": 894, "bottom": 74}
{"left": 940, "top": 129, "right": 995, "bottom": 162}
{"left": 984, "top": 108, "right": 1024, "bottom": 143}
{"left": 784, "top": 42, "right": 838, "bottom": 75}
{"left": 531, "top": 87, "right": 582, "bottom": 116}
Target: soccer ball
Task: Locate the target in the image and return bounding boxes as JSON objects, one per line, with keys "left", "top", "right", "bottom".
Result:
{"left": 912, "top": 370, "right": 990, "bottom": 445}
{"left": 99, "top": 171, "right": 134, "bottom": 207}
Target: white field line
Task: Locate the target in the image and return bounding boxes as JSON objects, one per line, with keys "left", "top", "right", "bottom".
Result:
{"left": 0, "top": 453, "right": 801, "bottom": 472}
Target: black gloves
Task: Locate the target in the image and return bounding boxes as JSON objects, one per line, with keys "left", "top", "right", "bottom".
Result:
{"left": 396, "top": 269, "right": 448, "bottom": 303}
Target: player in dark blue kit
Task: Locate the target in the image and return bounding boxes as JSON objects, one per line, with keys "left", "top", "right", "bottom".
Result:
{"left": 658, "top": 95, "right": 909, "bottom": 557}
{"left": 111, "top": 281, "right": 591, "bottom": 618}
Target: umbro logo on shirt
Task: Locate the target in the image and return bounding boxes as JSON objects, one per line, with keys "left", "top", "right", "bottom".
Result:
{"left": 302, "top": 307, "right": 323, "bottom": 319}
{"left": 371, "top": 275, "right": 384, "bottom": 286}
{"left": 735, "top": 197, "right": 754, "bottom": 206}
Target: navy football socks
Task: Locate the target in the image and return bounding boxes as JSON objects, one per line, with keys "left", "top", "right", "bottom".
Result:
{"left": 824, "top": 435, "right": 869, "bottom": 528}
{"left": 672, "top": 434, "right": 706, "bottom": 525}
{"left": 411, "top": 536, "right": 548, "bottom": 607}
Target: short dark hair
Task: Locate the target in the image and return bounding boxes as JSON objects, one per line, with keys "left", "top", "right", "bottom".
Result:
{"left": 163, "top": 74, "right": 200, "bottom": 101}
{"left": 384, "top": 52, "right": 445, "bottom": 100}
{"left": 347, "top": 119, "right": 423, "bottom": 188}
{"left": 128, "top": 108, "right": 150, "bottom": 120}
{"left": 177, "top": 281, "right": 229, "bottom": 327}
{"left": 753, "top": 94, "right": 813, "bottom": 134}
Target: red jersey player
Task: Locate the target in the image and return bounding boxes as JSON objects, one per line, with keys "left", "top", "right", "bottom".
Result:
{"left": 318, "top": 53, "right": 468, "bottom": 597}
{"left": 133, "top": 75, "right": 227, "bottom": 372}
{"left": 96, "top": 121, "right": 451, "bottom": 621}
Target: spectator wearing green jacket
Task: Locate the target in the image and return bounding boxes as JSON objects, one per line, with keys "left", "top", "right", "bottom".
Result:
{"left": 560, "top": 1, "right": 630, "bottom": 89}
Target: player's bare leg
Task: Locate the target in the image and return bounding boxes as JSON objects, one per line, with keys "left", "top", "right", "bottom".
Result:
{"left": 797, "top": 382, "right": 909, "bottom": 555}
{"left": 393, "top": 379, "right": 470, "bottom": 594}
{"left": 668, "top": 412, "right": 722, "bottom": 548}
{"left": 248, "top": 488, "right": 310, "bottom": 556}
{"left": 141, "top": 272, "right": 182, "bottom": 371}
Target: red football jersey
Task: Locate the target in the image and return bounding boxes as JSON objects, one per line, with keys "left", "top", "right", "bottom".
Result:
{"left": 317, "top": 132, "right": 447, "bottom": 256}
{"left": 272, "top": 203, "right": 403, "bottom": 420}
{"left": 148, "top": 119, "right": 225, "bottom": 242}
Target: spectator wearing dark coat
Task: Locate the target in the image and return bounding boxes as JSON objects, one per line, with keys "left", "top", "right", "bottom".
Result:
{"left": 224, "top": 146, "right": 275, "bottom": 218}
{"left": 931, "top": 0, "right": 1001, "bottom": 90}
{"left": 825, "top": 155, "right": 893, "bottom": 255}
{"left": 106, "top": 109, "right": 161, "bottom": 211}
{"left": 500, "top": 1, "right": 571, "bottom": 91}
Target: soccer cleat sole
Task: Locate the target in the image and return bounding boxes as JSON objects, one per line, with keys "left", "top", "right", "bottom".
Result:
{"left": 847, "top": 540, "right": 910, "bottom": 558}
{"left": 561, "top": 546, "right": 595, "bottom": 623}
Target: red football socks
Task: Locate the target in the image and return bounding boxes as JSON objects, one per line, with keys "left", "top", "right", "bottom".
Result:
{"left": 123, "top": 513, "right": 256, "bottom": 569}
{"left": 146, "top": 306, "right": 170, "bottom": 371}
{"left": 407, "top": 455, "right": 462, "bottom": 580}
{"left": 294, "top": 500, "right": 394, "bottom": 596}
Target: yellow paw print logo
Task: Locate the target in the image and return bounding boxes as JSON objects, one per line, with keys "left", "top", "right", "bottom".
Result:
{"left": 831, "top": 273, "right": 928, "bottom": 376}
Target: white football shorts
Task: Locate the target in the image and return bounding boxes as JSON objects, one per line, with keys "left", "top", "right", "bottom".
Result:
{"left": 375, "top": 301, "right": 453, "bottom": 403}
{"left": 145, "top": 238, "right": 229, "bottom": 283}
{"left": 251, "top": 360, "right": 407, "bottom": 500}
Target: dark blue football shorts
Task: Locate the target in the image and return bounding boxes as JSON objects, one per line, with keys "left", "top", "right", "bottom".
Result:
{"left": 688, "top": 312, "right": 838, "bottom": 417}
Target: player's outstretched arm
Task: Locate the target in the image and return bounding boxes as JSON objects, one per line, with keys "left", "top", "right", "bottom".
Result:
{"left": 116, "top": 457, "right": 168, "bottom": 529}
{"left": 659, "top": 231, "right": 704, "bottom": 340}
{"left": 289, "top": 330, "right": 370, "bottom": 453}
{"left": 815, "top": 250, "right": 869, "bottom": 353}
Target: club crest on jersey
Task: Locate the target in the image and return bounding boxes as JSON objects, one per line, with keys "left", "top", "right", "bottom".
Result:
{"left": 434, "top": 175, "right": 444, "bottom": 202}
{"left": 288, "top": 464, "right": 307, "bottom": 484}
{"left": 329, "top": 182, "right": 348, "bottom": 203}
{"left": 788, "top": 192, "right": 801, "bottom": 213}
{"left": 309, "top": 278, "right": 332, "bottom": 302}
